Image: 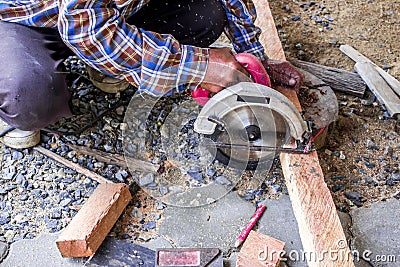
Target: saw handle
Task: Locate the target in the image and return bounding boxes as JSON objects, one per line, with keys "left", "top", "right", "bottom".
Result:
{"left": 192, "top": 53, "right": 271, "bottom": 106}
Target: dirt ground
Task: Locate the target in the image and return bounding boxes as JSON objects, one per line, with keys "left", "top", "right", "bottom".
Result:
{"left": 268, "top": 0, "right": 400, "bottom": 211}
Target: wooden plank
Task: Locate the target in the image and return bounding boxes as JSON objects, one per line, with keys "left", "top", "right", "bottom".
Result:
{"left": 34, "top": 146, "right": 113, "bottom": 184}
{"left": 236, "top": 231, "right": 285, "bottom": 267}
{"left": 355, "top": 62, "right": 400, "bottom": 117}
{"left": 56, "top": 183, "right": 132, "bottom": 257}
{"left": 68, "top": 144, "right": 160, "bottom": 173}
{"left": 340, "top": 44, "right": 400, "bottom": 97}
{"left": 290, "top": 59, "right": 366, "bottom": 97}
{"left": 253, "top": 1, "right": 354, "bottom": 266}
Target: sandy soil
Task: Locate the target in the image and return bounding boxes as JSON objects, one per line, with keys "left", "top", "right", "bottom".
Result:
{"left": 269, "top": 0, "right": 400, "bottom": 211}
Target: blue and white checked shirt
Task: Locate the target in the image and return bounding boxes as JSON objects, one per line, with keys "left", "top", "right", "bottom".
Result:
{"left": 0, "top": 0, "right": 267, "bottom": 95}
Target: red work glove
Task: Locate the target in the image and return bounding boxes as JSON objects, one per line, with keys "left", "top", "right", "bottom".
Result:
{"left": 262, "top": 59, "right": 304, "bottom": 93}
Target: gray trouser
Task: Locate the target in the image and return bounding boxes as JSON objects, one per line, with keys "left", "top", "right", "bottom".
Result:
{"left": 0, "top": 21, "right": 73, "bottom": 131}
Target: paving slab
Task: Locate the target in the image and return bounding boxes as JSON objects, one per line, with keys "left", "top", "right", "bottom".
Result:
{"left": 257, "top": 195, "right": 306, "bottom": 267}
{"left": 141, "top": 236, "right": 173, "bottom": 251}
{"left": 350, "top": 199, "right": 400, "bottom": 267}
{"left": 0, "top": 242, "right": 8, "bottom": 263}
{"left": 1, "top": 233, "right": 82, "bottom": 267}
{"left": 159, "top": 185, "right": 255, "bottom": 252}
{"left": 87, "top": 237, "right": 155, "bottom": 267}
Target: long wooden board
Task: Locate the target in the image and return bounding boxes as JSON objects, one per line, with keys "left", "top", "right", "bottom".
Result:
{"left": 355, "top": 62, "right": 400, "bottom": 117}
{"left": 254, "top": 2, "right": 354, "bottom": 266}
{"left": 340, "top": 44, "right": 400, "bottom": 97}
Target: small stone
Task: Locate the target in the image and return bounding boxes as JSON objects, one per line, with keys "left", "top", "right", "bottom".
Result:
{"left": 243, "top": 193, "right": 254, "bottom": 201}
{"left": 103, "top": 145, "right": 113, "bottom": 152}
{"left": 4, "top": 230, "right": 15, "bottom": 240}
{"left": 0, "top": 215, "right": 11, "bottom": 225}
{"left": 51, "top": 209, "right": 62, "bottom": 219}
{"left": 392, "top": 173, "right": 400, "bottom": 181}
{"left": 155, "top": 200, "right": 166, "bottom": 210}
{"left": 332, "top": 184, "right": 344, "bottom": 192}
{"left": 159, "top": 187, "right": 168, "bottom": 196}
{"left": 138, "top": 234, "right": 152, "bottom": 242}
{"left": 67, "top": 151, "right": 76, "bottom": 159}
{"left": 131, "top": 207, "right": 143, "bottom": 219}
{"left": 205, "top": 168, "right": 216, "bottom": 177}
{"left": 187, "top": 172, "right": 204, "bottom": 183}
{"left": 116, "top": 106, "right": 125, "bottom": 116}
{"left": 344, "top": 191, "right": 362, "bottom": 201}
{"left": 114, "top": 172, "right": 125, "bottom": 183}
{"left": 60, "top": 198, "right": 72, "bottom": 207}
{"left": 292, "top": 15, "right": 301, "bottom": 21}
{"left": 215, "top": 176, "right": 231, "bottom": 186}
{"left": 142, "top": 221, "right": 156, "bottom": 230}
{"left": 94, "top": 162, "right": 105, "bottom": 169}
{"left": 324, "top": 149, "right": 332, "bottom": 156}
{"left": 12, "top": 151, "right": 24, "bottom": 161}
{"left": 360, "top": 99, "right": 372, "bottom": 106}
{"left": 365, "top": 140, "right": 378, "bottom": 150}
{"left": 0, "top": 241, "right": 8, "bottom": 262}
{"left": 12, "top": 214, "right": 26, "bottom": 224}
{"left": 19, "top": 194, "right": 29, "bottom": 201}
{"left": 139, "top": 173, "right": 154, "bottom": 187}
{"left": 15, "top": 173, "right": 24, "bottom": 184}
{"left": 386, "top": 179, "right": 395, "bottom": 186}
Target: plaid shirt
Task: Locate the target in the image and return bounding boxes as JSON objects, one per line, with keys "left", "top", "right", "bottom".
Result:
{"left": 0, "top": 0, "right": 266, "bottom": 95}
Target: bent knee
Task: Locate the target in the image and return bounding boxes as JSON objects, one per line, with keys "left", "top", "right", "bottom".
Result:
{"left": 0, "top": 72, "right": 72, "bottom": 131}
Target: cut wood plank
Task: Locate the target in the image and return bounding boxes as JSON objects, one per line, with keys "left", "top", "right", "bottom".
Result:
{"left": 33, "top": 146, "right": 112, "bottom": 184}
{"left": 68, "top": 144, "right": 160, "bottom": 173}
{"left": 340, "top": 44, "right": 400, "bottom": 97}
{"left": 355, "top": 62, "right": 400, "bottom": 117}
{"left": 253, "top": 1, "right": 354, "bottom": 266}
{"left": 56, "top": 183, "right": 132, "bottom": 257}
{"left": 290, "top": 59, "right": 366, "bottom": 97}
{"left": 236, "top": 231, "right": 285, "bottom": 267}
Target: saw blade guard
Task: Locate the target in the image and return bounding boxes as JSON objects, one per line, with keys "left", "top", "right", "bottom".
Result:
{"left": 194, "top": 82, "right": 308, "bottom": 143}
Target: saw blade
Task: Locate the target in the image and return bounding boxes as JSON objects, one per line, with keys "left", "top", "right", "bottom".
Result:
{"left": 210, "top": 105, "right": 290, "bottom": 168}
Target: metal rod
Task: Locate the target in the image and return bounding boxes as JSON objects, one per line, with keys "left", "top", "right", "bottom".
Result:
{"left": 204, "top": 141, "right": 314, "bottom": 154}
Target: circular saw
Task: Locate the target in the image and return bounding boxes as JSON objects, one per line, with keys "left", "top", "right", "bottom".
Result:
{"left": 192, "top": 54, "right": 313, "bottom": 170}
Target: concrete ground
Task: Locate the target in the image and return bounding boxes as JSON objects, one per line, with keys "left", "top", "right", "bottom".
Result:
{"left": 1, "top": 192, "right": 399, "bottom": 267}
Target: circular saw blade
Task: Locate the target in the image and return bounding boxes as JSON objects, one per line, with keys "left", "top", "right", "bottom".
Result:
{"left": 211, "top": 105, "right": 290, "bottom": 169}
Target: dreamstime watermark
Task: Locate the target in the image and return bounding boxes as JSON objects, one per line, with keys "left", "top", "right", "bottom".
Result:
{"left": 258, "top": 239, "right": 398, "bottom": 264}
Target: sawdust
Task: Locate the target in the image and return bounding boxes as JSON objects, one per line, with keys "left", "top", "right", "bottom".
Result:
{"left": 112, "top": 188, "right": 163, "bottom": 241}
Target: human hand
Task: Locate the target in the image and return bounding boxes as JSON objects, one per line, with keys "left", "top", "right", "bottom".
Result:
{"left": 201, "top": 48, "right": 252, "bottom": 93}
{"left": 262, "top": 59, "right": 304, "bottom": 93}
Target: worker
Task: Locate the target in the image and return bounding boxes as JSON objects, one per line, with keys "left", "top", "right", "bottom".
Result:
{"left": 0, "top": 0, "right": 303, "bottom": 149}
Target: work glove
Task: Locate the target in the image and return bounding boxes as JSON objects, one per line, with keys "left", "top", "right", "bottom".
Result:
{"left": 262, "top": 59, "right": 304, "bottom": 93}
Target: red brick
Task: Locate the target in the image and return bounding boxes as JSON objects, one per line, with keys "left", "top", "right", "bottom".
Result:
{"left": 56, "top": 183, "right": 132, "bottom": 257}
{"left": 236, "top": 231, "right": 285, "bottom": 267}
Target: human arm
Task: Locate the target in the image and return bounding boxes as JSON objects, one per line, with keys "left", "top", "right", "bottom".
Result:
{"left": 57, "top": 0, "right": 208, "bottom": 95}
{"left": 219, "top": 0, "right": 303, "bottom": 91}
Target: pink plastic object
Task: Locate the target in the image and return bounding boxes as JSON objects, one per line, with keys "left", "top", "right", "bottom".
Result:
{"left": 191, "top": 53, "right": 271, "bottom": 106}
